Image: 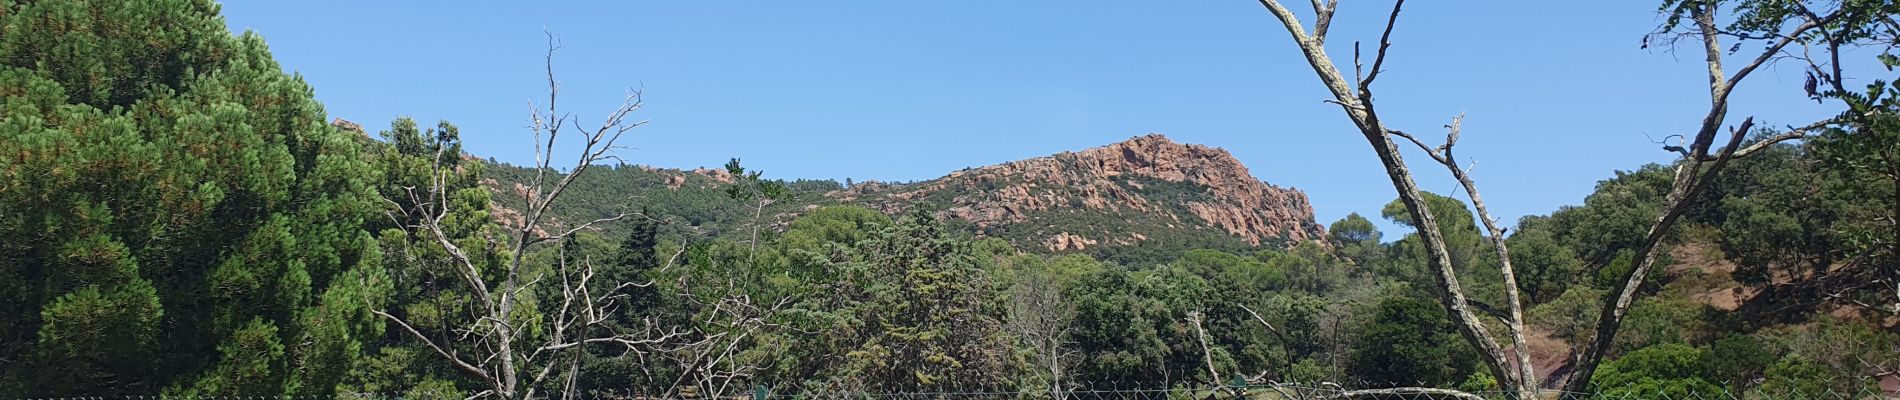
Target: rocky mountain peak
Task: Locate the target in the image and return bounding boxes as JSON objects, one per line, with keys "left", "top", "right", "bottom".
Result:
{"left": 842, "top": 134, "right": 1325, "bottom": 252}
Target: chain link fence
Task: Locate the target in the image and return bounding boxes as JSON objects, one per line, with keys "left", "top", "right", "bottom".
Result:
{"left": 10, "top": 383, "right": 1897, "bottom": 400}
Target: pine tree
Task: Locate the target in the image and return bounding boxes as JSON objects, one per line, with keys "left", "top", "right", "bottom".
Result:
{"left": 1, "top": 0, "right": 387, "bottom": 395}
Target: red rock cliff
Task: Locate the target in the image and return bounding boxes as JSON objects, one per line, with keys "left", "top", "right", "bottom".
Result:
{"left": 840, "top": 134, "right": 1325, "bottom": 251}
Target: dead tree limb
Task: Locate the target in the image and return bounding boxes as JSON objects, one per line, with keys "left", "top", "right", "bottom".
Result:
{"left": 1561, "top": 0, "right": 1842, "bottom": 392}
{"left": 1238, "top": 303, "right": 1301, "bottom": 383}
{"left": 1250, "top": 1, "right": 1535, "bottom": 398}
{"left": 375, "top": 35, "right": 672, "bottom": 399}
{"left": 1388, "top": 114, "right": 1535, "bottom": 391}
{"left": 1322, "top": 386, "right": 1487, "bottom": 400}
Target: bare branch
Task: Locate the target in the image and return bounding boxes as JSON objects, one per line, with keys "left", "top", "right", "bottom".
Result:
{"left": 376, "top": 35, "right": 667, "bottom": 400}
{"left": 1386, "top": 129, "right": 1448, "bottom": 165}
{"left": 1706, "top": 117, "right": 1841, "bottom": 160}
{"left": 1310, "top": 0, "right": 1337, "bottom": 45}
{"left": 1186, "top": 311, "right": 1223, "bottom": 388}
{"left": 535, "top": 213, "right": 630, "bottom": 245}
{"left": 1238, "top": 303, "right": 1299, "bottom": 379}
{"left": 374, "top": 310, "right": 496, "bottom": 387}
{"left": 1724, "top": 19, "right": 1824, "bottom": 92}
{"left": 1252, "top": 2, "right": 1531, "bottom": 397}
{"left": 1324, "top": 387, "right": 1487, "bottom": 400}
{"left": 1256, "top": 0, "right": 1363, "bottom": 113}
{"left": 1563, "top": 3, "right": 1836, "bottom": 392}
{"left": 1566, "top": 118, "right": 1756, "bottom": 395}
{"left": 1358, "top": 0, "right": 1405, "bottom": 94}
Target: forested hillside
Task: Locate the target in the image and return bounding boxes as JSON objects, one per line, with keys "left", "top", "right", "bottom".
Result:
{"left": 2, "top": 0, "right": 1898, "bottom": 399}
{"left": 479, "top": 133, "right": 1326, "bottom": 267}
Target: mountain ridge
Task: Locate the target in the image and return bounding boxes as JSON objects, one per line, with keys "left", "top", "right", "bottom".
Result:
{"left": 832, "top": 133, "right": 1323, "bottom": 252}
{"left": 480, "top": 133, "right": 1326, "bottom": 261}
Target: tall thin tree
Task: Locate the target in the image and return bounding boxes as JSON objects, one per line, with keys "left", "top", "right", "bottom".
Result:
{"left": 375, "top": 35, "right": 683, "bottom": 400}
{"left": 1247, "top": 0, "right": 1835, "bottom": 397}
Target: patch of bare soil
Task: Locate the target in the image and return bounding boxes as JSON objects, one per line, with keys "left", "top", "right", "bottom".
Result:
{"left": 1665, "top": 242, "right": 1753, "bottom": 311}
{"left": 1524, "top": 326, "right": 1571, "bottom": 386}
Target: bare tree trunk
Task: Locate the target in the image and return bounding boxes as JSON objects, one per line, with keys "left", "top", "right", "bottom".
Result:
{"left": 1561, "top": 2, "right": 1832, "bottom": 392}
{"left": 1189, "top": 311, "right": 1221, "bottom": 385}
{"left": 375, "top": 34, "right": 685, "bottom": 399}
{"left": 1324, "top": 386, "right": 1487, "bottom": 400}
{"left": 1251, "top": 1, "right": 1848, "bottom": 396}
{"left": 1392, "top": 115, "right": 1534, "bottom": 392}
{"left": 1008, "top": 271, "right": 1074, "bottom": 399}
{"left": 1250, "top": 1, "right": 1532, "bottom": 398}
{"left": 1367, "top": 130, "right": 1525, "bottom": 396}
{"left": 1888, "top": 162, "right": 1900, "bottom": 309}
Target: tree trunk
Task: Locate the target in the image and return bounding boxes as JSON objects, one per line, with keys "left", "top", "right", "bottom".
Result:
{"left": 1361, "top": 132, "right": 1526, "bottom": 398}
{"left": 1248, "top": 1, "right": 1535, "bottom": 397}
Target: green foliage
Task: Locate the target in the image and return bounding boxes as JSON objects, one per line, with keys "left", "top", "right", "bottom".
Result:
{"left": 1613, "top": 293, "right": 1711, "bottom": 355}
{"left": 1813, "top": 74, "right": 1900, "bottom": 293}
{"left": 1693, "top": 143, "right": 1866, "bottom": 287}
{"left": 176, "top": 319, "right": 288, "bottom": 396}
{"left": 1256, "top": 242, "right": 1346, "bottom": 293}
{"left": 1456, "top": 371, "right": 1497, "bottom": 393}
{"left": 1328, "top": 212, "right": 1380, "bottom": 245}
{"left": 1528, "top": 286, "right": 1605, "bottom": 349}
{"left": 724, "top": 158, "right": 791, "bottom": 203}
{"left": 839, "top": 213, "right": 1021, "bottom": 389}
{"left": 1347, "top": 296, "right": 1477, "bottom": 388}
{"left": 0, "top": 0, "right": 384, "bottom": 395}
{"left": 1379, "top": 192, "right": 1487, "bottom": 287}
{"left": 1589, "top": 317, "right": 1889, "bottom": 396}
{"left": 0, "top": 0, "right": 229, "bottom": 108}
{"left": 339, "top": 347, "right": 457, "bottom": 396}
{"left": 778, "top": 205, "right": 892, "bottom": 254}
{"left": 1230, "top": 292, "right": 1330, "bottom": 381}
{"left": 1754, "top": 316, "right": 1900, "bottom": 393}
{"left": 363, "top": 116, "right": 503, "bottom": 395}
{"left": 6, "top": 0, "right": 1900, "bottom": 396}
{"left": 481, "top": 161, "right": 837, "bottom": 242}
{"left": 1327, "top": 213, "right": 1384, "bottom": 269}
{"left": 1506, "top": 216, "right": 1583, "bottom": 304}
{"left": 1701, "top": 335, "right": 1774, "bottom": 390}
{"left": 1177, "top": 249, "right": 1288, "bottom": 292}
{"left": 29, "top": 281, "right": 163, "bottom": 390}
{"left": 1757, "top": 356, "right": 1835, "bottom": 396}
{"left": 1590, "top": 343, "right": 1721, "bottom": 398}
{"left": 1548, "top": 164, "right": 1676, "bottom": 266}
{"left": 1066, "top": 266, "right": 1205, "bottom": 385}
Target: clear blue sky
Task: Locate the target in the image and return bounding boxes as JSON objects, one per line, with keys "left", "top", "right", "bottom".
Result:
{"left": 221, "top": 1, "right": 1843, "bottom": 236}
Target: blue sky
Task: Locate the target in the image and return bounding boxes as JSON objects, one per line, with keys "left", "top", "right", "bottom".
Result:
{"left": 220, "top": 1, "right": 1845, "bottom": 236}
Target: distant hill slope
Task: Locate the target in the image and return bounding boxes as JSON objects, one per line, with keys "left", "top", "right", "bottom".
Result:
{"left": 480, "top": 134, "right": 1325, "bottom": 264}
{"left": 836, "top": 134, "right": 1323, "bottom": 255}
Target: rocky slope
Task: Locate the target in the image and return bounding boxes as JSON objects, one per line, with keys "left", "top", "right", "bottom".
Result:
{"left": 480, "top": 133, "right": 1327, "bottom": 260}
{"left": 831, "top": 134, "right": 1325, "bottom": 252}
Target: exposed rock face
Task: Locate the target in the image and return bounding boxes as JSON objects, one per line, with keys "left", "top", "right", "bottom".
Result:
{"left": 1045, "top": 232, "right": 1098, "bottom": 252}
{"left": 477, "top": 133, "right": 1325, "bottom": 255}
{"left": 331, "top": 118, "right": 365, "bottom": 136}
{"left": 692, "top": 167, "right": 734, "bottom": 184}
{"left": 840, "top": 134, "right": 1325, "bottom": 251}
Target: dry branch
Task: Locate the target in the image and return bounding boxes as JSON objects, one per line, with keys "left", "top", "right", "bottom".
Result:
{"left": 374, "top": 37, "right": 674, "bottom": 400}
{"left": 1249, "top": 1, "right": 1535, "bottom": 398}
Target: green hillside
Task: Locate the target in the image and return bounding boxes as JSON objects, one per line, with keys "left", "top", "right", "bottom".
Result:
{"left": 1, "top": 0, "right": 1896, "bottom": 399}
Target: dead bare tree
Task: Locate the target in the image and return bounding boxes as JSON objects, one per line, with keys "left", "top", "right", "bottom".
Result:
{"left": 1251, "top": 1, "right": 1858, "bottom": 397}
{"left": 1005, "top": 269, "right": 1077, "bottom": 400}
{"left": 1249, "top": 1, "right": 1535, "bottom": 398}
{"left": 652, "top": 282, "right": 791, "bottom": 399}
{"left": 1562, "top": 2, "right": 1858, "bottom": 394}
{"left": 375, "top": 35, "right": 685, "bottom": 400}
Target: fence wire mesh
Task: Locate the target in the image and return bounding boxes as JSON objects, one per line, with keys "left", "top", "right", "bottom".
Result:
{"left": 9, "top": 383, "right": 1897, "bottom": 400}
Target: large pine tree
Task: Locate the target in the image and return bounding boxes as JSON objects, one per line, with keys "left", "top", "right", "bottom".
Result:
{"left": 0, "top": 0, "right": 388, "bottom": 396}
